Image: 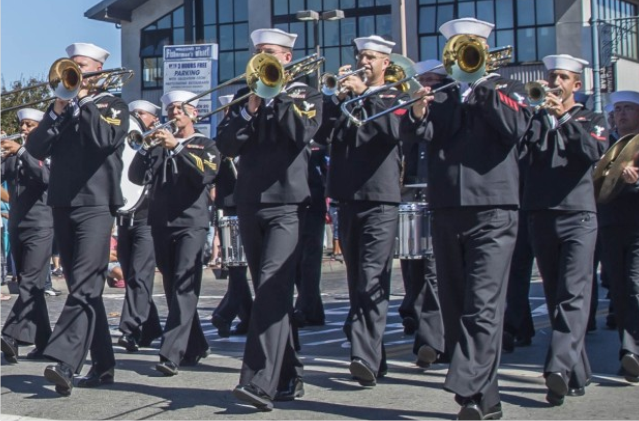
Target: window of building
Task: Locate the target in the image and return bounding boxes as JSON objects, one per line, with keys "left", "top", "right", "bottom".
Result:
{"left": 418, "top": 0, "right": 556, "bottom": 65}
{"left": 140, "top": 6, "right": 187, "bottom": 89}
{"left": 272, "top": 0, "right": 392, "bottom": 75}
{"left": 598, "top": 0, "right": 639, "bottom": 61}
{"left": 198, "top": 0, "right": 250, "bottom": 82}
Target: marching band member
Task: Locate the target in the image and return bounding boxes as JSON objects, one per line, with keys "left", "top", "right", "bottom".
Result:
{"left": 217, "top": 28, "right": 322, "bottom": 411}
{"left": 211, "top": 94, "right": 253, "bottom": 338}
{"left": 522, "top": 54, "right": 608, "bottom": 405}
{"left": 129, "top": 90, "right": 220, "bottom": 376}
{"left": 402, "top": 18, "right": 531, "bottom": 419}
{"left": 26, "top": 42, "right": 129, "bottom": 396}
{"left": 400, "top": 60, "right": 447, "bottom": 368}
{"left": 598, "top": 90, "right": 639, "bottom": 383}
{"left": 116, "top": 100, "right": 163, "bottom": 352}
{"left": 314, "top": 35, "right": 408, "bottom": 387}
{"left": 1, "top": 108, "right": 53, "bottom": 362}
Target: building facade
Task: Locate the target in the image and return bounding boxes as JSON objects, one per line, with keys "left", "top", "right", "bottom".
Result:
{"left": 86, "top": 0, "right": 639, "bottom": 108}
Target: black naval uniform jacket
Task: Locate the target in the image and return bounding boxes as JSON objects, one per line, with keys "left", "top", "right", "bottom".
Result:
{"left": 401, "top": 74, "right": 531, "bottom": 208}
{"left": 2, "top": 148, "right": 52, "bottom": 229}
{"left": 128, "top": 133, "right": 221, "bottom": 228}
{"left": 214, "top": 155, "right": 238, "bottom": 210}
{"left": 216, "top": 82, "right": 323, "bottom": 205}
{"left": 314, "top": 88, "right": 409, "bottom": 203}
{"left": 26, "top": 92, "right": 129, "bottom": 208}
{"left": 522, "top": 104, "right": 608, "bottom": 212}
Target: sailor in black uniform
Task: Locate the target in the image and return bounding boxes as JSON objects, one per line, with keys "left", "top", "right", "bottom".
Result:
{"left": 116, "top": 100, "right": 163, "bottom": 352}
{"left": 402, "top": 18, "right": 531, "bottom": 420}
{"left": 211, "top": 95, "right": 253, "bottom": 338}
{"left": 129, "top": 90, "right": 220, "bottom": 376}
{"left": 523, "top": 54, "right": 608, "bottom": 405}
{"left": 26, "top": 43, "right": 129, "bottom": 396}
{"left": 598, "top": 90, "right": 639, "bottom": 383}
{"left": 315, "top": 35, "right": 408, "bottom": 387}
{"left": 1, "top": 108, "right": 53, "bottom": 362}
{"left": 217, "top": 28, "right": 322, "bottom": 411}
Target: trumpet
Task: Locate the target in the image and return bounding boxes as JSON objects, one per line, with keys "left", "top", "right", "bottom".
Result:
{"left": 2, "top": 58, "right": 134, "bottom": 114}
{"left": 1, "top": 133, "right": 25, "bottom": 158}
{"left": 126, "top": 120, "right": 178, "bottom": 151}
{"left": 321, "top": 68, "right": 367, "bottom": 96}
{"left": 525, "top": 82, "right": 563, "bottom": 108}
{"left": 181, "top": 53, "right": 325, "bottom": 120}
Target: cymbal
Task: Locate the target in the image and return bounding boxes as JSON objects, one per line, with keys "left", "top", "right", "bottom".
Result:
{"left": 593, "top": 134, "right": 634, "bottom": 200}
{"left": 596, "top": 134, "right": 639, "bottom": 204}
{"left": 404, "top": 183, "right": 428, "bottom": 188}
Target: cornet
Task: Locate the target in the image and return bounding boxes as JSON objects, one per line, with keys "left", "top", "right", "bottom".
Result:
{"left": 126, "top": 120, "right": 178, "bottom": 151}
{"left": 321, "top": 68, "right": 367, "bottom": 96}
{"left": 525, "top": 81, "right": 563, "bottom": 108}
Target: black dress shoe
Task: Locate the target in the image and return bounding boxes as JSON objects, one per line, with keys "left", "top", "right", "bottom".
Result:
{"left": 231, "top": 322, "right": 249, "bottom": 335}
{"left": 416, "top": 345, "right": 438, "bottom": 368}
{"left": 25, "top": 348, "right": 46, "bottom": 360}
{"left": 211, "top": 315, "right": 231, "bottom": 338}
{"left": 77, "top": 366, "right": 115, "bottom": 388}
{"left": 118, "top": 335, "right": 139, "bottom": 352}
{"left": 181, "top": 349, "right": 210, "bottom": 366}
{"left": 501, "top": 331, "right": 515, "bottom": 353}
{"left": 402, "top": 317, "right": 417, "bottom": 335}
{"left": 458, "top": 400, "right": 503, "bottom": 420}
{"left": 545, "top": 372, "right": 568, "bottom": 406}
{"left": 622, "top": 353, "right": 639, "bottom": 378}
{"left": 156, "top": 360, "right": 179, "bottom": 376}
{"left": 567, "top": 386, "right": 585, "bottom": 397}
{"left": 1, "top": 336, "right": 18, "bottom": 363}
{"left": 349, "top": 358, "right": 376, "bottom": 387}
{"left": 233, "top": 384, "right": 273, "bottom": 411}
{"left": 274, "top": 377, "right": 305, "bottom": 401}
{"left": 44, "top": 363, "right": 74, "bottom": 396}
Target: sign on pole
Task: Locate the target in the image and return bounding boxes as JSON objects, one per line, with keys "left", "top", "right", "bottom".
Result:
{"left": 163, "top": 44, "right": 218, "bottom": 138}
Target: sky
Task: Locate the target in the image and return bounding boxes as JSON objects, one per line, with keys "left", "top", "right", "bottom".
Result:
{"left": 1, "top": 0, "right": 122, "bottom": 88}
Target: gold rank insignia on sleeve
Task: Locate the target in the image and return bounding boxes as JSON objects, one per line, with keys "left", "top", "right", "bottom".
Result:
{"left": 101, "top": 108, "right": 123, "bottom": 126}
{"left": 292, "top": 101, "right": 317, "bottom": 119}
{"left": 188, "top": 152, "right": 205, "bottom": 172}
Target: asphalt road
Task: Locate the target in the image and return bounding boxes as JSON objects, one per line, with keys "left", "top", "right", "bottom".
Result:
{"left": 1, "top": 258, "right": 638, "bottom": 420}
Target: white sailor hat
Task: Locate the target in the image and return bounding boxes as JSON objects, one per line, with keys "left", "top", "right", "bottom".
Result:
{"left": 17, "top": 108, "right": 44, "bottom": 123}
{"left": 65, "top": 43, "right": 110, "bottom": 64}
{"left": 218, "top": 95, "right": 234, "bottom": 106}
{"left": 128, "top": 100, "right": 161, "bottom": 116}
{"left": 413, "top": 59, "right": 447, "bottom": 76}
{"left": 604, "top": 103, "right": 614, "bottom": 114}
{"left": 354, "top": 35, "right": 395, "bottom": 55}
{"left": 610, "top": 90, "right": 639, "bottom": 107}
{"left": 439, "top": 18, "right": 494, "bottom": 40}
{"left": 251, "top": 28, "right": 297, "bottom": 48}
{"left": 542, "top": 54, "right": 589, "bottom": 74}
{"left": 160, "top": 90, "right": 198, "bottom": 108}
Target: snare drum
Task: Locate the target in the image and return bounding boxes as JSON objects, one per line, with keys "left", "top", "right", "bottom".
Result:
{"left": 394, "top": 202, "right": 432, "bottom": 259}
{"left": 218, "top": 216, "right": 247, "bottom": 267}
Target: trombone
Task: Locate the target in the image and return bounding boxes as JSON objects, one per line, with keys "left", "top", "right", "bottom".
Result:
{"left": 2, "top": 58, "right": 134, "bottom": 113}
{"left": 525, "top": 81, "right": 563, "bottom": 109}
{"left": 181, "top": 53, "right": 325, "bottom": 121}
{"left": 126, "top": 120, "right": 178, "bottom": 151}
{"left": 340, "top": 36, "right": 513, "bottom": 126}
{"left": 321, "top": 68, "right": 367, "bottom": 96}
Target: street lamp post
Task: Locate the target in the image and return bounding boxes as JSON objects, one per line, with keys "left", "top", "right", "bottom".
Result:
{"left": 296, "top": 9, "right": 345, "bottom": 89}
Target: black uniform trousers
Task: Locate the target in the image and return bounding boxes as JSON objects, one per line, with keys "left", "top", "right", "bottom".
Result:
{"left": 528, "top": 210, "right": 596, "bottom": 388}
{"left": 213, "top": 208, "right": 252, "bottom": 327}
{"left": 339, "top": 201, "right": 398, "bottom": 375}
{"left": 504, "top": 210, "right": 536, "bottom": 341}
{"left": 236, "top": 203, "right": 305, "bottom": 398}
{"left": 118, "top": 220, "right": 162, "bottom": 346}
{"left": 408, "top": 254, "right": 445, "bottom": 356}
{"left": 399, "top": 260, "right": 419, "bottom": 325}
{"left": 2, "top": 226, "right": 53, "bottom": 349}
{"left": 151, "top": 225, "right": 209, "bottom": 365}
{"left": 294, "top": 205, "right": 327, "bottom": 324}
{"left": 599, "top": 224, "right": 639, "bottom": 358}
{"left": 44, "top": 206, "right": 115, "bottom": 374}
{"left": 213, "top": 266, "right": 252, "bottom": 326}
{"left": 432, "top": 207, "right": 517, "bottom": 411}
